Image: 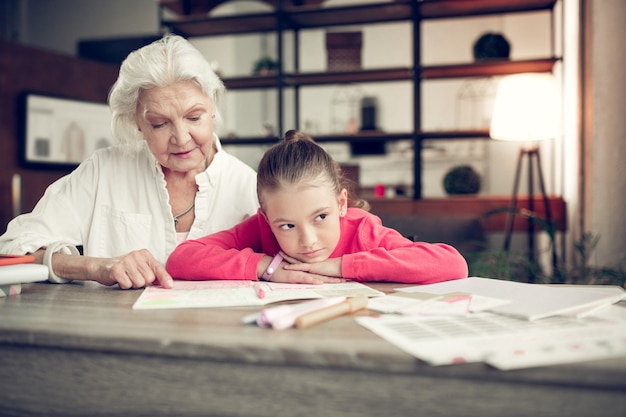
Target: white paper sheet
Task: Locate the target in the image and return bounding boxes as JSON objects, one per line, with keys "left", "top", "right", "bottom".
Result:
{"left": 367, "top": 291, "right": 510, "bottom": 316}
{"left": 356, "top": 306, "right": 626, "bottom": 370}
{"left": 396, "top": 277, "right": 626, "bottom": 320}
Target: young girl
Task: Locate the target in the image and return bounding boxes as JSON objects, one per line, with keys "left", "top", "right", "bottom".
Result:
{"left": 166, "top": 130, "right": 468, "bottom": 284}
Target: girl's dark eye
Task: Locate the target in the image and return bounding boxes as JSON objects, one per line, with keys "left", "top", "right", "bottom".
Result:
{"left": 315, "top": 213, "right": 328, "bottom": 222}
{"left": 279, "top": 223, "right": 294, "bottom": 231}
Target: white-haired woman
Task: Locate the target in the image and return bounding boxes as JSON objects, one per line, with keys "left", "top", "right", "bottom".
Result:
{"left": 0, "top": 35, "right": 259, "bottom": 289}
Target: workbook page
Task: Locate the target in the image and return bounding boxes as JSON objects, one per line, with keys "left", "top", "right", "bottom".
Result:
{"left": 132, "top": 280, "right": 383, "bottom": 310}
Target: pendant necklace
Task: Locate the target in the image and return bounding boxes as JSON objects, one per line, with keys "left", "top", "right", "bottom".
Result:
{"left": 173, "top": 155, "right": 208, "bottom": 227}
{"left": 173, "top": 202, "right": 195, "bottom": 226}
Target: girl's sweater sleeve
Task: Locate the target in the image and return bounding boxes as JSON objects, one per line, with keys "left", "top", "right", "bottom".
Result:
{"left": 340, "top": 215, "right": 469, "bottom": 284}
{"left": 166, "top": 214, "right": 266, "bottom": 281}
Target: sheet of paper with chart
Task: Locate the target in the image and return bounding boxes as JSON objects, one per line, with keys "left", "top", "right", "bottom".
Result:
{"left": 132, "top": 280, "right": 384, "bottom": 310}
{"left": 355, "top": 305, "right": 626, "bottom": 370}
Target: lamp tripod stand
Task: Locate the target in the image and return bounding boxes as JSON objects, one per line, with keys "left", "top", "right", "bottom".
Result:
{"left": 490, "top": 72, "right": 560, "bottom": 282}
{"left": 503, "top": 145, "right": 558, "bottom": 279}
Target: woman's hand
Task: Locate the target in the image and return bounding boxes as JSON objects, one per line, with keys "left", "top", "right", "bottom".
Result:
{"left": 38, "top": 248, "right": 175, "bottom": 290}
{"left": 94, "top": 249, "right": 174, "bottom": 290}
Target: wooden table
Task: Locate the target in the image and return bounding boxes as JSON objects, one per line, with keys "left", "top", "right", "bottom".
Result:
{"left": 1, "top": 282, "right": 625, "bottom": 417}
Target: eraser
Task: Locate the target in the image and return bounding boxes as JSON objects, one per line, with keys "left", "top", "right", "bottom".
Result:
{"left": 0, "top": 283, "right": 22, "bottom": 297}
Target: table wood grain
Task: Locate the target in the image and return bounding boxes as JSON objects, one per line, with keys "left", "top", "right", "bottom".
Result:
{"left": 1, "top": 282, "right": 625, "bottom": 417}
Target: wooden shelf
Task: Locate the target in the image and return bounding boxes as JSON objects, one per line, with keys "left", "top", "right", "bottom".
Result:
{"left": 220, "top": 130, "right": 499, "bottom": 145}
{"left": 162, "top": 12, "right": 278, "bottom": 36}
{"left": 312, "top": 132, "right": 413, "bottom": 142}
{"left": 420, "top": 0, "right": 556, "bottom": 19}
{"left": 161, "top": 2, "right": 413, "bottom": 36}
{"left": 223, "top": 74, "right": 280, "bottom": 90}
{"left": 223, "top": 68, "right": 413, "bottom": 89}
{"left": 287, "top": 68, "right": 413, "bottom": 86}
{"left": 421, "top": 58, "right": 559, "bottom": 80}
{"left": 419, "top": 129, "right": 491, "bottom": 140}
{"left": 220, "top": 136, "right": 279, "bottom": 145}
{"left": 159, "top": 1, "right": 330, "bottom": 17}
{"left": 286, "top": 1, "right": 413, "bottom": 28}
{"left": 222, "top": 58, "right": 558, "bottom": 90}
{"left": 220, "top": 131, "right": 414, "bottom": 145}
{"left": 161, "top": 0, "right": 557, "bottom": 36}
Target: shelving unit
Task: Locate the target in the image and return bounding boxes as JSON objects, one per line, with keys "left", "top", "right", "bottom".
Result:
{"left": 159, "top": 0, "right": 560, "bottom": 199}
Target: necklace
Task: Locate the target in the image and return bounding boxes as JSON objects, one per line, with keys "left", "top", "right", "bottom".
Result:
{"left": 171, "top": 157, "right": 207, "bottom": 227}
{"left": 173, "top": 202, "right": 195, "bottom": 226}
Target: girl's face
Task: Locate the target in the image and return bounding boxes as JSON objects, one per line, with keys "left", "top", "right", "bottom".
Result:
{"left": 136, "top": 81, "right": 215, "bottom": 175}
{"left": 263, "top": 183, "right": 348, "bottom": 263}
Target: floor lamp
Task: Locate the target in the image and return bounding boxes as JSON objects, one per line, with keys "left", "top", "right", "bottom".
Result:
{"left": 489, "top": 73, "right": 559, "bottom": 272}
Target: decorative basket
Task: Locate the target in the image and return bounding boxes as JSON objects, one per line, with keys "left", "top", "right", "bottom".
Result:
{"left": 326, "top": 31, "right": 362, "bottom": 71}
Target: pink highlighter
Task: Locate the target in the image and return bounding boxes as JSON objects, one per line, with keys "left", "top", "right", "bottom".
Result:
{"left": 257, "top": 296, "right": 347, "bottom": 330}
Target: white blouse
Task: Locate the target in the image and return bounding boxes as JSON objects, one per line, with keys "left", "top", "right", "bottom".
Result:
{"left": 0, "top": 140, "right": 259, "bottom": 265}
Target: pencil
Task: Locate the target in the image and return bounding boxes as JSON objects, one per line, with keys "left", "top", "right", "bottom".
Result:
{"left": 0, "top": 254, "right": 35, "bottom": 266}
{"left": 295, "top": 296, "right": 368, "bottom": 329}
{"left": 253, "top": 281, "right": 265, "bottom": 299}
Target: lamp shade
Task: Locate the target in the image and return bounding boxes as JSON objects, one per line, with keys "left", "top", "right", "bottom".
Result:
{"left": 489, "top": 73, "right": 558, "bottom": 142}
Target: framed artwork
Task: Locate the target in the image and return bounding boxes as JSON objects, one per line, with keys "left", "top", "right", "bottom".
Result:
{"left": 21, "top": 93, "right": 113, "bottom": 168}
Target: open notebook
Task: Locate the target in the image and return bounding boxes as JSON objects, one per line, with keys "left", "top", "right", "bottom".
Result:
{"left": 132, "top": 280, "right": 384, "bottom": 310}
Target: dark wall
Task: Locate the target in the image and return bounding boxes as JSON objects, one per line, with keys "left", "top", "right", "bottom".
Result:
{"left": 0, "top": 40, "right": 119, "bottom": 231}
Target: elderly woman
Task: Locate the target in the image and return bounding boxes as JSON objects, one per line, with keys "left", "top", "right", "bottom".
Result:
{"left": 0, "top": 35, "right": 259, "bottom": 289}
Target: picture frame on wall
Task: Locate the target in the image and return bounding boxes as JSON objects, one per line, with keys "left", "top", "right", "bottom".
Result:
{"left": 20, "top": 92, "right": 112, "bottom": 169}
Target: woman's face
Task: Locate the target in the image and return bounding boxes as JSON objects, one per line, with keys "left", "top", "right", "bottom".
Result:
{"left": 136, "top": 80, "right": 215, "bottom": 174}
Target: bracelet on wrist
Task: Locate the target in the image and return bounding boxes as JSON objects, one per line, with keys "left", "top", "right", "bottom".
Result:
{"left": 42, "top": 242, "right": 79, "bottom": 284}
{"left": 260, "top": 253, "right": 283, "bottom": 281}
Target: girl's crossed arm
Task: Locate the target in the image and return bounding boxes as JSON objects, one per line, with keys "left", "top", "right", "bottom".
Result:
{"left": 166, "top": 213, "right": 343, "bottom": 284}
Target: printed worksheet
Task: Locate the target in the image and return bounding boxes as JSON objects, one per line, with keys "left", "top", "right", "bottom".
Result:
{"left": 355, "top": 306, "right": 626, "bottom": 370}
{"left": 132, "top": 280, "right": 384, "bottom": 310}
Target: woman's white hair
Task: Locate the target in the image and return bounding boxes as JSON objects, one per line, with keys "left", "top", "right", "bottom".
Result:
{"left": 108, "top": 34, "right": 225, "bottom": 147}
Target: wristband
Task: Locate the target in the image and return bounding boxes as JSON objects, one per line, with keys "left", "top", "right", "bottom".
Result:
{"left": 261, "top": 254, "right": 283, "bottom": 281}
{"left": 43, "top": 242, "right": 80, "bottom": 284}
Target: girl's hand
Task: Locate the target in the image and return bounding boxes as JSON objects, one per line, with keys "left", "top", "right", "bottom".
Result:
{"left": 258, "top": 251, "right": 343, "bottom": 284}
{"left": 270, "top": 267, "right": 345, "bottom": 284}
{"left": 279, "top": 251, "right": 344, "bottom": 282}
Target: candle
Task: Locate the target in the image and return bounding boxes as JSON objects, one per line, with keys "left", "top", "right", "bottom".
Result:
{"left": 12, "top": 173, "right": 22, "bottom": 217}
{"left": 374, "top": 183, "right": 385, "bottom": 198}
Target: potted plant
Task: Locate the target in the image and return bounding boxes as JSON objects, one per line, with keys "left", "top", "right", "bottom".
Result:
{"left": 443, "top": 165, "right": 481, "bottom": 195}
{"left": 473, "top": 32, "right": 511, "bottom": 61}
{"left": 253, "top": 56, "right": 278, "bottom": 75}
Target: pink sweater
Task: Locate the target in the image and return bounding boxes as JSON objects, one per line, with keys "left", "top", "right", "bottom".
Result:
{"left": 166, "top": 208, "right": 468, "bottom": 284}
